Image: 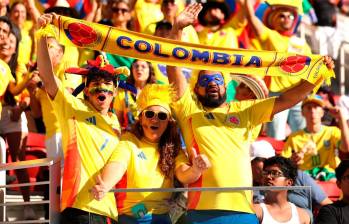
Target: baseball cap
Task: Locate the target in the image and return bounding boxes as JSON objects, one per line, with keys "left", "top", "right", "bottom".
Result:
{"left": 250, "top": 140, "right": 276, "bottom": 161}
{"left": 302, "top": 95, "right": 325, "bottom": 108}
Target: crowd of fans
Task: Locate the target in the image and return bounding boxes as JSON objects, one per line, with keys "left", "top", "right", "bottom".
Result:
{"left": 1, "top": 0, "right": 349, "bottom": 223}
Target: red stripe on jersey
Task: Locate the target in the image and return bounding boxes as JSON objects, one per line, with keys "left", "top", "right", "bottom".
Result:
{"left": 61, "top": 118, "right": 81, "bottom": 211}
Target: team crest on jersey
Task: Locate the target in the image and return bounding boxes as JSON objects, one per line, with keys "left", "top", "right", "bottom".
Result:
{"left": 323, "top": 140, "right": 330, "bottom": 149}
{"left": 228, "top": 115, "right": 240, "bottom": 125}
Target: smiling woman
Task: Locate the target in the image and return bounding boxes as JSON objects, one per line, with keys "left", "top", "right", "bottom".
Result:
{"left": 92, "top": 84, "right": 188, "bottom": 224}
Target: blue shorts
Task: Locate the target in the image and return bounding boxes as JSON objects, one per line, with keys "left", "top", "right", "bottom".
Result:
{"left": 180, "top": 210, "right": 259, "bottom": 224}
{"left": 118, "top": 213, "right": 171, "bottom": 224}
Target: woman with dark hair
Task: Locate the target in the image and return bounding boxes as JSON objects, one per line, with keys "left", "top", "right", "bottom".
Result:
{"left": 114, "top": 59, "right": 157, "bottom": 131}
{"left": 0, "top": 21, "right": 35, "bottom": 219}
{"left": 92, "top": 84, "right": 197, "bottom": 223}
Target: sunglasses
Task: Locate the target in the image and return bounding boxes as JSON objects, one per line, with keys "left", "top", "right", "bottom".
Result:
{"left": 278, "top": 13, "right": 295, "bottom": 20}
{"left": 112, "top": 7, "right": 129, "bottom": 14}
{"left": 262, "top": 170, "right": 285, "bottom": 178}
{"left": 143, "top": 110, "right": 169, "bottom": 121}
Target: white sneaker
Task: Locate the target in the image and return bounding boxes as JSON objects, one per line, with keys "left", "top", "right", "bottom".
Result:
{"left": 23, "top": 206, "right": 36, "bottom": 220}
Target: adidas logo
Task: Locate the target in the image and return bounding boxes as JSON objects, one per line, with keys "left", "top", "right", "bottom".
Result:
{"left": 86, "top": 116, "right": 96, "bottom": 125}
{"left": 137, "top": 152, "right": 147, "bottom": 160}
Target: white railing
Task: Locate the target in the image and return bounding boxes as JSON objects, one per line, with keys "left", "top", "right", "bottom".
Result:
{"left": 339, "top": 41, "right": 349, "bottom": 95}
{"left": 0, "top": 156, "right": 314, "bottom": 223}
{"left": 0, "top": 158, "right": 60, "bottom": 224}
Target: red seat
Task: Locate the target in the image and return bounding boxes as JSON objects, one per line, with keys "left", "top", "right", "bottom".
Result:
{"left": 317, "top": 181, "right": 341, "bottom": 201}
{"left": 6, "top": 132, "right": 47, "bottom": 191}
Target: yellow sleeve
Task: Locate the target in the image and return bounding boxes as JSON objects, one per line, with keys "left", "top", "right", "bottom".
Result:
{"left": 51, "top": 83, "right": 84, "bottom": 120}
{"left": 170, "top": 87, "right": 197, "bottom": 121}
{"left": 243, "top": 97, "right": 276, "bottom": 126}
{"left": 108, "top": 135, "right": 132, "bottom": 167}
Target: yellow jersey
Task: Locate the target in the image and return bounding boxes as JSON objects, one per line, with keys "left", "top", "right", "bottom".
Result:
{"left": 282, "top": 126, "right": 341, "bottom": 172}
{"left": 171, "top": 88, "right": 275, "bottom": 213}
{"left": 52, "top": 85, "right": 120, "bottom": 220}
{"left": 110, "top": 132, "right": 188, "bottom": 215}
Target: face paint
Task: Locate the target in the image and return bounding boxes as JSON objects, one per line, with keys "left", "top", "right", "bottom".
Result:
{"left": 197, "top": 74, "right": 224, "bottom": 87}
{"left": 88, "top": 86, "right": 114, "bottom": 95}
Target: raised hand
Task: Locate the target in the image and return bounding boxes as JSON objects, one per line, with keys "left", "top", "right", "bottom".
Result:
{"left": 174, "top": 3, "right": 203, "bottom": 30}
{"left": 37, "top": 13, "right": 58, "bottom": 28}
{"left": 323, "top": 56, "right": 335, "bottom": 70}
{"left": 190, "top": 148, "right": 211, "bottom": 173}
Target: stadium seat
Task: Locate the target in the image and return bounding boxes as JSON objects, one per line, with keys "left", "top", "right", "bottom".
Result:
{"left": 317, "top": 181, "right": 341, "bottom": 201}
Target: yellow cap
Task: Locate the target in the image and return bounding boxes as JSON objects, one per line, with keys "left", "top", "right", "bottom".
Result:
{"left": 136, "top": 84, "right": 173, "bottom": 114}
{"left": 266, "top": 0, "right": 303, "bottom": 14}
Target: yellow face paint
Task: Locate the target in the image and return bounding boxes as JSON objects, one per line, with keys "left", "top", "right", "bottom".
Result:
{"left": 88, "top": 86, "right": 114, "bottom": 95}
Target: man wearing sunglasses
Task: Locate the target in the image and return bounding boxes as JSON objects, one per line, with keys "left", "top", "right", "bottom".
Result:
{"left": 253, "top": 156, "right": 310, "bottom": 224}
{"left": 167, "top": 3, "right": 334, "bottom": 223}
{"left": 245, "top": 0, "right": 312, "bottom": 141}
{"left": 316, "top": 160, "right": 349, "bottom": 224}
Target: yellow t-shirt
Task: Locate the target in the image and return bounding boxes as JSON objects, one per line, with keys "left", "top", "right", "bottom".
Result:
{"left": 52, "top": 85, "right": 120, "bottom": 220}
{"left": 35, "top": 89, "right": 60, "bottom": 139}
{"left": 171, "top": 88, "right": 275, "bottom": 212}
{"left": 109, "top": 132, "right": 188, "bottom": 215}
{"left": 0, "top": 60, "right": 14, "bottom": 115}
{"left": 113, "top": 89, "right": 138, "bottom": 127}
{"left": 198, "top": 26, "right": 239, "bottom": 49}
{"left": 281, "top": 126, "right": 341, "bottom": 172}
{"left": 135, "top": 0, "right": 185, "bottom": 33}
{"left": 258, "top": 28, "right": 312, "bottom": 92}
{"left": 18, "top": 29, "right": 33, "bottom": 65}
{"left": 134, "top": 0, "right": 163, "bottom": 33}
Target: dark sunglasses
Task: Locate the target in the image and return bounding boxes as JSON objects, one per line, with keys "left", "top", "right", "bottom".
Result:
{"left": 112, "top": 7, "right": 129, "bottom": 14}
{"left": 143, "top": 110, "right": 169, "bottom": 121}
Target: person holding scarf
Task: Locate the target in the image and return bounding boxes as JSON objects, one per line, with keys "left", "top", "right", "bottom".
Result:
{"left": 166, "top": 3, "right": 334, "bottom": 223}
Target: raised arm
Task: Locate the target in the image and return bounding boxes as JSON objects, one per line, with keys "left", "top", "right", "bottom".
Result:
{"left": 166, "top": 3, "right": 202, "bottom": 100}
{"left": 272, "top": 56, "right": 335, "bottom": 117}
{"left": 329, "top": 107, "right": 349, "bottom": 153}
{"left": 36, "top": 14, "right": 60, "bottom": 98}
{"left": 244, "top": 0, "right": 265, "bottom": 38}
{"left": 37, "top": 36, "right": 59, "bottom": 99}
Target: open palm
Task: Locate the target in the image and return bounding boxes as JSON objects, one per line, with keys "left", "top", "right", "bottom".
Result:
{"left": 174, "top": 3, "right": 203, "bottom": 30}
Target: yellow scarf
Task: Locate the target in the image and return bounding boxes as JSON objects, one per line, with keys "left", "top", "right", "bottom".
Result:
{"left": 39, "top": 15, "right": 334, "bottom": 90}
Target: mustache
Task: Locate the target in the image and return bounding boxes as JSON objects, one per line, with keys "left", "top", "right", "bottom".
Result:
{"left": 88, "top": 86, "right": 114, "bottom": 95}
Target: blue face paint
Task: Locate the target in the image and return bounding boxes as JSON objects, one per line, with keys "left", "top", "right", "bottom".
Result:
{"left": 197, "top": 74, "right": 224, "bottom": 87}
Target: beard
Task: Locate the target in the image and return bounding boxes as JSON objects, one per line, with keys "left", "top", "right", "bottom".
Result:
{"left": 205, "top": 18, "right": 221, "bottom": 27}
{"left": 197, "top": 92, "right": 227, "bottom": 108}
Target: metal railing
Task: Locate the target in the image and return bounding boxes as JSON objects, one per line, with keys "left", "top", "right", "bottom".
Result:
{"left": 339, "top": 41, "right": 349, "bottom": 95}
{"left": 0, "top": 158, "right": 60, "bottom": 224}
{"left": 0, "top": 156, "right": 314, "bottom": 223}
